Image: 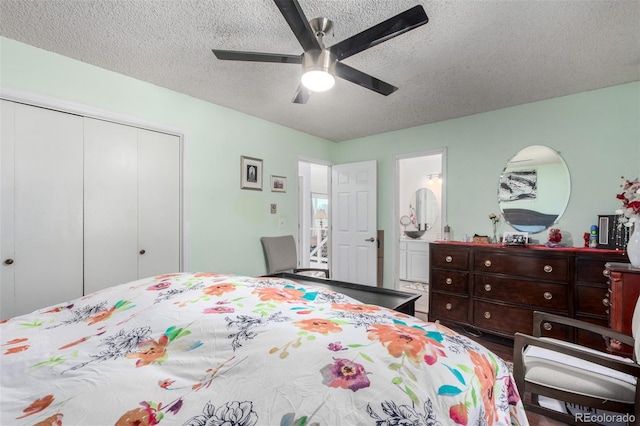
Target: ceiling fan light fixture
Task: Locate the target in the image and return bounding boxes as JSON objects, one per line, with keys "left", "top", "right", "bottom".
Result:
{"left": 301, "top": 50, "right": 336, "bottom": 92}
{"left": 301, "top": 70, "right": 335, "bottom": 92}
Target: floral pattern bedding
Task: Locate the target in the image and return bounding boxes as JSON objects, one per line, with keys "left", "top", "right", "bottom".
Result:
{"left": 1, "top": 273, "right": 529, "bottom": 425}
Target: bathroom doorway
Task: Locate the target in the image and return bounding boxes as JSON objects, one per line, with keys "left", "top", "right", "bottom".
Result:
{"left": 394, "top": 149, "right": 446, "bottom": 320}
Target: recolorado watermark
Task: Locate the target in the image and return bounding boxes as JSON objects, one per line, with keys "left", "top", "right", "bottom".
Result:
{"left": 575, "top": 412, "right": 635, "bottom": 424}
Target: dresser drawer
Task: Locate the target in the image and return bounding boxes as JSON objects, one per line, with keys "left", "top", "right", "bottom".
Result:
{"left": 429, "top": 292, "right": 468, "bottom": 323}
{"left": 473, "top": 274, "right": 567, "bottom": 311}
{"left": 431, "top": 270, "right": 468, "bottom": 293}
{"left": 473, "top": 252, "right": 569, "bottom": 281}
{"left": 575, "top": 285, "right": 609, "bottom": 317}
{"left": 431, "top": 245, "right": 469, "bottom": 270}
{"left": 576, "top": 254, "right": 628, "bottom": 283}
{"left": 473, "top": 300, "right": 567, "bottom": 338}
{"left": 576, "top": 258, "right": 610, "bottom": 284}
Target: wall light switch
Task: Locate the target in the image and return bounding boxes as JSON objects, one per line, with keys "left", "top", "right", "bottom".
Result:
{"left": 270, "top": 204, "right": 277, "bottom": 214}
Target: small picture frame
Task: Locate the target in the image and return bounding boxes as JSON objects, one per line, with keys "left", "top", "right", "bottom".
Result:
{"left": 270, "top": 175, "right": 287, "bottom": 193}
{"left": 503, "top": 231, "right": 529, "bottom": 246}
{"left": 240, "top": 156, "right": 263, "bottom": 190}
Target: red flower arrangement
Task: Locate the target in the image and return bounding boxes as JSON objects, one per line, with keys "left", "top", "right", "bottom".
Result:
{"left": 616, "top": 177, "right": 640, "bottom": 229}
{"left": 548, "top": 228, "right": 562, "bottom": 244}
{"left": 617, "top": 177, "right": 640, "bottom": 215}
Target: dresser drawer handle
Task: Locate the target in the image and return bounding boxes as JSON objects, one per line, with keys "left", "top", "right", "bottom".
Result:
{"left": 445, "top": 278, "right": 453, "bottom": 285}
{"left": 603, "top": 269, "right": 610, "bottom": 277}
{"left": 484, "top": 311, "right": 491, "bottom": 319}
{"left": 543, "top": 292, "right": 552, "bottom": 300}
{"left": 445, "top": 303, "right": 452, "bottom": 310}
{"left": 543, "top": 265, "right": 553, "bottom": 273}
{"left": 484, "top": 259, "right": 492, "bottom": 268}
{"left": 543, "top": 322, "right": 552, "bottom": 331}
{"left": 602, "top": 298, "right": 610, "bottom": 307}
{"left": 445, "top": 255, "right": 453, "bottom": 263}
{"left": 484, "top": 284, "right": 492, "bottom": 292}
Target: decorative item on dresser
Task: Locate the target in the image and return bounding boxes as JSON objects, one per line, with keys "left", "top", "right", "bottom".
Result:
{"left": 429, "top": 242, "right": 629, "bottom": 350}
{"left": 616, "top": 176, "right": 640, "bottom": 267}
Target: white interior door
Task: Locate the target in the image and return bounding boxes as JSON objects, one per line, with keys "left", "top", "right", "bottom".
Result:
{"left": 84, "top": 118, "right": 138, "bottom": 293}
{"left": 331, "top": 160, "right": 377, "bottom": 286}
{"left": 1, "top": 102, "right": 84, "bottom": 317}
{"left": 137, "top": 129, "right": 181, "bottom": 278}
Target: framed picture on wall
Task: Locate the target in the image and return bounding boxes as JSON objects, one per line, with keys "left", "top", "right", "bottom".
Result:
{"left": 240, "top": 156, "right": 263, "bottom": 190}
{"left": 270, "top": 175, "right": 286, "bottom": 193}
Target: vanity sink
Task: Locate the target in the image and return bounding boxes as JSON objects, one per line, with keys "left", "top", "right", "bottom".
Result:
{"left": 404, "top": 230, "right": 425, "bottom": 239}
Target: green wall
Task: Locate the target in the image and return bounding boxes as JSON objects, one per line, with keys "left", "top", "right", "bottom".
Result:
{"left": 2, "top": 37, "right": 639, "bottom": 287}
{"left": 335, "top": 82, "right": 640, "bottom": 286}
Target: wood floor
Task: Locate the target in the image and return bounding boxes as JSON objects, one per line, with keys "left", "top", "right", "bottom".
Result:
{"left": 449, "top": 325, "right": 567, "bottom": 426}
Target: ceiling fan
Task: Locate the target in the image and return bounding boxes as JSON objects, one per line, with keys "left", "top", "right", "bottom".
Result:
{"left": 212, "top": 0, "right": 429, "bottom": 104}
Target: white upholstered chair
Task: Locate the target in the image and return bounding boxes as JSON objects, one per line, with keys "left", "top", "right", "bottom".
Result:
{"left": 513, "top": 297, "right": 640, "bottom": 425}
{"left": 260, "top": 235, "right": 329, "bottom": 278}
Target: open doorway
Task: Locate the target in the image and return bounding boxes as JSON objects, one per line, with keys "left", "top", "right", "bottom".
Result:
{"left": 394, "top": 149, "right": 446, "bottom": 320}
{"left": 298, "top": 160, "right": 330, "bottom": 271}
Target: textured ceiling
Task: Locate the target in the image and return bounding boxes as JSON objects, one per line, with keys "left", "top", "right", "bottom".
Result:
{"left": 1, "top": 0, "right": 639, "bottom": 142}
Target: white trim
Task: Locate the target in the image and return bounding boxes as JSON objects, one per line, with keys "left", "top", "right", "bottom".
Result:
{"left": 297, "top": 154, "right": 333, "bottom": 167}
{"left": 0, "top": 86, "right": 190, "bottom": 272}
{"left": 0, "top": 87, "right": 182, "bottom": 135}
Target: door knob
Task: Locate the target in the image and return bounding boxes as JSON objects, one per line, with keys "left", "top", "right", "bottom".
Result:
{"left": 365, "top": 237, "right": 375, "bottom": 242}
{"left": 139, "top": 249, "right": 146, "bottom": 255}
{"left": 4, "top": 259, "right": 14, "bottom": 265}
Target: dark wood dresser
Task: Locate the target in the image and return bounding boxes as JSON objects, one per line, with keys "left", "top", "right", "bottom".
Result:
{"left": 429, "top": 242, "right": 629, "bottom": 349}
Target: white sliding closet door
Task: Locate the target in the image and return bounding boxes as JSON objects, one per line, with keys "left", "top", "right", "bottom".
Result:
{"left": 1, "top": 101, "right": 84, "bottom": 318}
{"left": 84, "top": 119, "right": 181, "bottom": 294}
{"left": 137, "top": 129, "right": 180, "bottom": 278}
{"left": 84, "top": 118, "right": 139, "bottom": 293}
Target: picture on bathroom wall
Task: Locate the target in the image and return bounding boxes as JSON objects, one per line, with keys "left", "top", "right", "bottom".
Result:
{"left": 498, "top": 169, "right": 537, "bottom": 202}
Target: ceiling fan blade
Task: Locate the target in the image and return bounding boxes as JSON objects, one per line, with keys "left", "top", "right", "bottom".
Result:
{"left": 212, "top": 49, "right": 302, "bottom": 64}
{"left": 329, "top": 5, "right": 428, "bottom": 61}
{"left": 292, "top": 83, "right": 310, "bottom": 104}
{"left": 273, "top": 0, "right": 321, "bottom": 52}
{"left": 335, "top": 62, "right": 397, "bottom": 96}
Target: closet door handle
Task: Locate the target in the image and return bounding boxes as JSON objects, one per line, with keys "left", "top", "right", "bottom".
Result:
{"left": 139, "top": 249, "right": 146, "bottom": 255}
{"left": 4, "top": 259, "right": 14, "bottom": 265}
{"left": 365, "top": 237, "right": 375, "bottom": 242}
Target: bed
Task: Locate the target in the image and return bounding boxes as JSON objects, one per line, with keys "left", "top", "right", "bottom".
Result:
{"left": 1, "top": 272, "right": 528, "bottom": 425}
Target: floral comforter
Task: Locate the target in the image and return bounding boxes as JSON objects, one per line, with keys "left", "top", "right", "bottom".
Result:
{"left": 1, "top": 273, "right": 528, "bottom": 425}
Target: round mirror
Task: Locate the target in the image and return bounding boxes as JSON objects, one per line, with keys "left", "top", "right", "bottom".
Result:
{"left": 498, "top": 145, "right": 571, "bottom": 234}
{"left": 409, "top": 188, "right": 439, "bottom": 232}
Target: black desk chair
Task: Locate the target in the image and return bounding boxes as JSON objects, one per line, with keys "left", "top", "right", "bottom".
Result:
{"left": 260, "top": 235, "right": 329, "bottom": 278}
